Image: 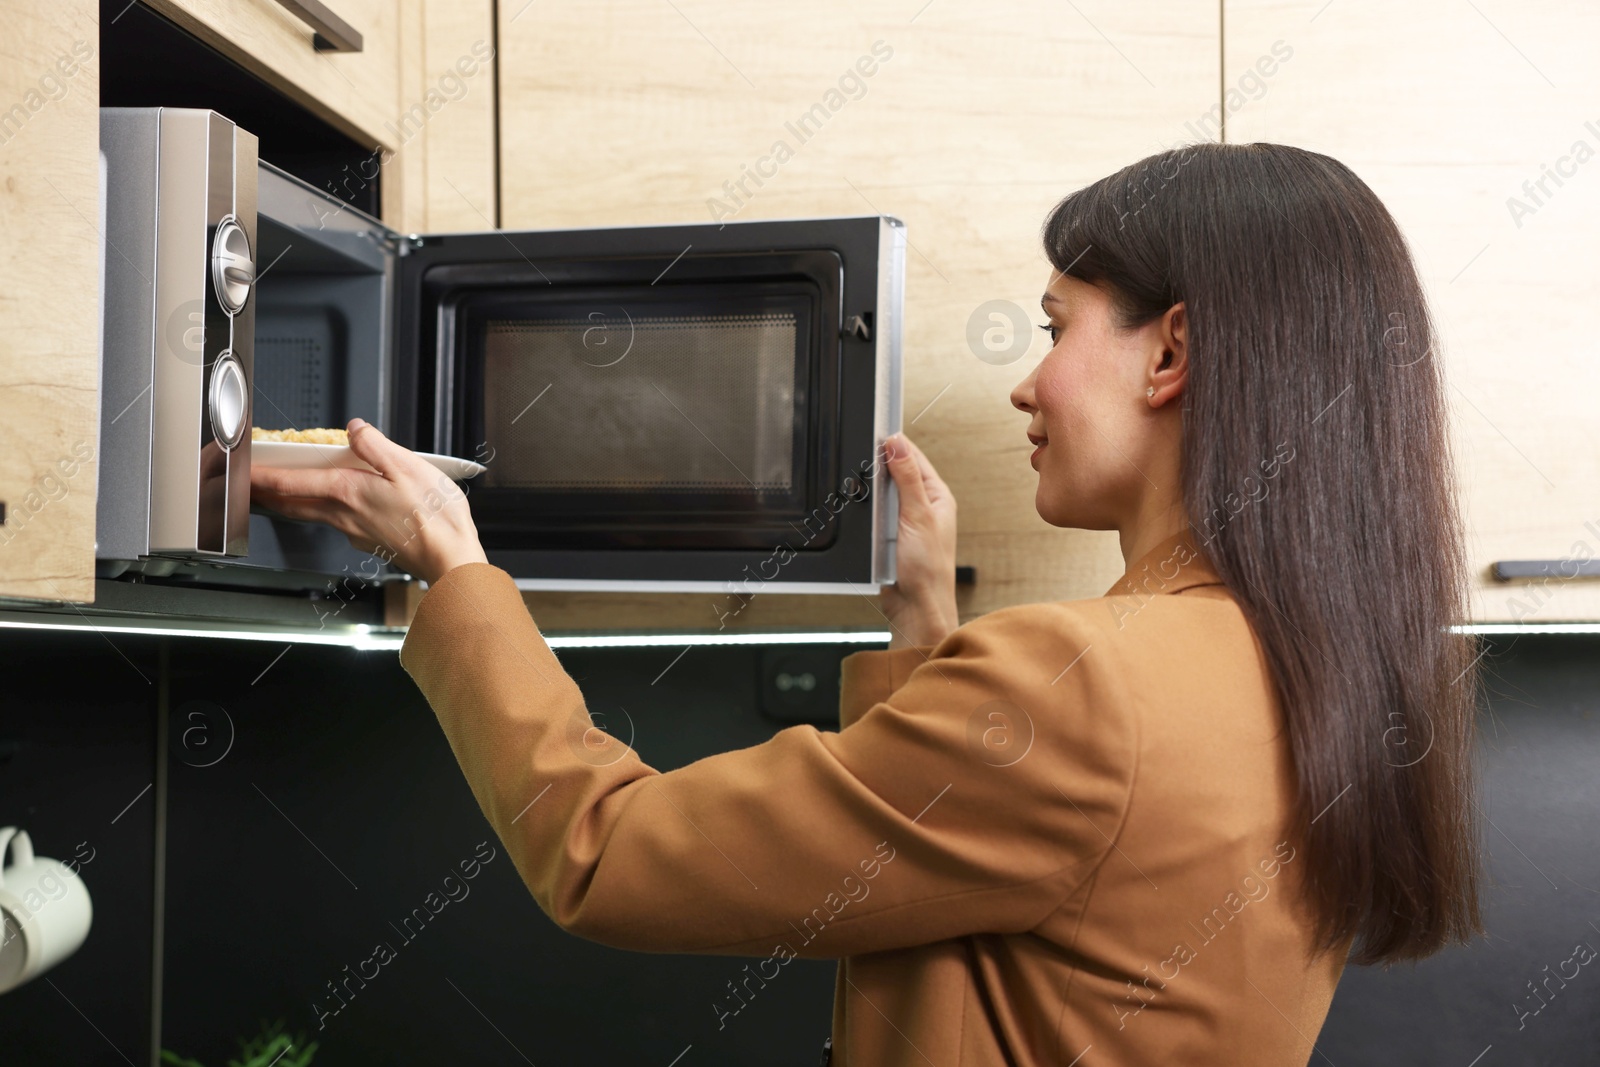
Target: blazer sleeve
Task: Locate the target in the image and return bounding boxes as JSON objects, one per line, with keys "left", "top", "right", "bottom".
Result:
{"left": 837, "top": 644, "right": 934, "bottom": 728}
{"left": 399, "top": 562, "right": 1138, "bottom": 959}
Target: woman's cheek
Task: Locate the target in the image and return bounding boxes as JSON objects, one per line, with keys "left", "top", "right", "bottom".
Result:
{"left": 1033, "top": 356, "right": 1075, "bottom": 427}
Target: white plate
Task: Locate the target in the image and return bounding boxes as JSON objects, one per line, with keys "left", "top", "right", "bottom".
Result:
{"left": 252, "top": 440, "right": 487, "bottom": 481}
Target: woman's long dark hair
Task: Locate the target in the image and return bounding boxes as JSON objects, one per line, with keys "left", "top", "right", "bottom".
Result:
{"left": 1042, "top": 142, "right": 1483, "bottom": 965}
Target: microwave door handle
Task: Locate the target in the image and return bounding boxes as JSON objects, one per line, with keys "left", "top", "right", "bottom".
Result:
{"left": 270, "top": 0, "right": 364, "bottom": 52}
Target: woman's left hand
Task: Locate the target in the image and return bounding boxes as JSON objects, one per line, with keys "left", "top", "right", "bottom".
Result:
{"left": 250, "top": 418, "right": 488, "bottom": 585}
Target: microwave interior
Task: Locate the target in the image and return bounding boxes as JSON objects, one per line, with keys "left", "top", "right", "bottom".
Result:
{"left": 233, "top": 167, "right": 396, "bottom": 584}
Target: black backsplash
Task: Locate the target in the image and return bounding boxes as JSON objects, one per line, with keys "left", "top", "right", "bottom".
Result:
{"left": 2, "top": 629, "right": 1597, "bottom": 1065}
{"left": 0, "top": 631, "right": 850, "bottom": 1066}
{"left": 1317, "top": 634, "right": 1600, "bottom": 1063}
{"left": 0, "top": 631, "right": 159, "bottom": 1066}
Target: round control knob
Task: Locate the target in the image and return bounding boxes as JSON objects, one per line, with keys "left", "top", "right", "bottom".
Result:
{"left": 209, "top": 350, "right": 248, "bottom": 450}
{"left": 211, "top": 216, "right": 254, "bottom": 315}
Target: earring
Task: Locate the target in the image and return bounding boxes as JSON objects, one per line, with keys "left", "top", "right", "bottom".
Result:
{"left": 1146, "top": 386, "right": 1155, "bottom": 397}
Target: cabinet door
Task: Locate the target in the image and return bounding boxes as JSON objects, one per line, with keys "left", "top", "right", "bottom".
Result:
{"left": 494, "top": 0, "right": 1222, "bottom": 632}
{"left": 138, "top": 1, "right": 499, "bottom": 242}
{"left": 0, "top": 2, "right": 100, "bottom": 604}
{"left": 1225, "top": 0, "right": 1600, "bottom": 623}
{"left": 142, "top": 0, "right": 400, "bottom": 149}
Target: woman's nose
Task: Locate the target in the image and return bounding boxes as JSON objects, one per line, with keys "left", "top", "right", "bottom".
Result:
{"left": 1010, "top": 365, "right": 1038, "bottom": 414}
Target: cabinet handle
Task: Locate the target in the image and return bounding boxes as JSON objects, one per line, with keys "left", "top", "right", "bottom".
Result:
{"left": 271, "top": 0, "right": 363, "bottom": 52}
{"left": 1492, "top": 559, "right": 1600, "bottom": 580}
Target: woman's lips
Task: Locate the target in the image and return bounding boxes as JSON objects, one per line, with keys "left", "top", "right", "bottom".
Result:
{"left": 1030, "top": 441, "right": 1046, "bottom": 466}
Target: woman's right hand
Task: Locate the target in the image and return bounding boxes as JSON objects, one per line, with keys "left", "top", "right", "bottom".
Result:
{"left": 880, "top": 432, "right": 959, "bottom": 650}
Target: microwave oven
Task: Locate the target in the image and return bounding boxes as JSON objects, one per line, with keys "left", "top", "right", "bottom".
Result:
{"left": 96, "top": 108, "right": 906, "bottom": 599}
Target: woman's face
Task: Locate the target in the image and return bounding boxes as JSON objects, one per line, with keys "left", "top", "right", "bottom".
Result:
{"left": 1009, "top": 272, "right": 1186, "bottom": 531}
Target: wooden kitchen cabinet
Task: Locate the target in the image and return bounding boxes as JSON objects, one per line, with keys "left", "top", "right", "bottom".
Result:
{"left": 0, "top": 1, "right": 101, "bottom": 604}
{"left": 140, "top": 0, "right": 402, "bottom": 150}
{"left": 0, "top": 0, "right": 495, "bottom": 608}
{"left": 135, "top": 0, "right": 497, "bottom": 232}
{"left": 491, "top": 0, "right": 1222, "bottom": 632}
{"left": 1224, "top": 0, "right": 1600, "bottom": 622}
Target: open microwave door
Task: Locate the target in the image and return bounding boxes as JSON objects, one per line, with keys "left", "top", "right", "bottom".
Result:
{"left": 391, "top": 216, "right": 904, "bottom": 594}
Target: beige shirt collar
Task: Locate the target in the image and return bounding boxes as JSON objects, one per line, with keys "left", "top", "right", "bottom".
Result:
{"left": 1102, "top": 528, "right": 1226, "bottom": 598}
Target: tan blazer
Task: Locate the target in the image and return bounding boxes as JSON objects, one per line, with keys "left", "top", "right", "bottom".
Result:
{"left": 400, "top": 529, "right": 1348, "bottom": 1066}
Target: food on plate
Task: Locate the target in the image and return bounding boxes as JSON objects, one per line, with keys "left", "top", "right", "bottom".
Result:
{"left": 251, "top": 427, "right": 349, "bottom": 445}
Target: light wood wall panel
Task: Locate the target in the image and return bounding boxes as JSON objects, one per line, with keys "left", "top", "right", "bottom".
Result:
{"left": 0, "top": 1, "right": 101, "bottom": 603}
{"left": 1225, "top": 0, "right": 1600, "bottom": 622}
{"left": 385, "top": 0, "right": 498, "bottom": 232}
{"left": 496, "top": 0, "right": 1221, "bottom": 631}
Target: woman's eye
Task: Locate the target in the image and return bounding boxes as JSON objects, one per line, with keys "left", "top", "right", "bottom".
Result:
{"left": 1037, "top": 322, "right": 1060, "bottom": 344}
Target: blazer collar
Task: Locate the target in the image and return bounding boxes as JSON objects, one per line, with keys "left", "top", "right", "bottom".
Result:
{"left": 1102, "top": 528, "right": 1226, "bottom": 598}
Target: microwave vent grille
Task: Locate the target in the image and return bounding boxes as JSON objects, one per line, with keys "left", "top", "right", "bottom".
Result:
{"left": 254, "top": 313, "right": 342, "bottom": 431}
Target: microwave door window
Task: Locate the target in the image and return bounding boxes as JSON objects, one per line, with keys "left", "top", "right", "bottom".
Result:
{"left": 451, "top": 280, "right": 838, "bottom": 553}
{"left": 478, "top": 307, "right": 800, "bottom": 498}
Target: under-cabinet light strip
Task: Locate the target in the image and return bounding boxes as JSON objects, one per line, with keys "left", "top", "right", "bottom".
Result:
{"left": 544, "top": 631, "right": 894, "bottom": 648}
{"left": 1449, "top": 622, "right": 1600, "bottom": 635}
{"left": 0, "top": 617, "right": 893, "bottom": 650}
{"left": 0, "top": 617, "right": 406, "bottom": 650}
{"left": 5, "top": 614, "right": 1598, "bottom": 647}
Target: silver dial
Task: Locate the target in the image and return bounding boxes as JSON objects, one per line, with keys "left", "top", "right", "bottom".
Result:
{"left": 211, "top": 215, "right": 254, "bottom": 315}
{"left": 209, "top": 350, "right": 248, "bottom": 449}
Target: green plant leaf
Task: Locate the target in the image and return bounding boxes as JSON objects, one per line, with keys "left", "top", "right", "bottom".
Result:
{"left": 164, "top": 1016, "right": 316, "bottom": 1067}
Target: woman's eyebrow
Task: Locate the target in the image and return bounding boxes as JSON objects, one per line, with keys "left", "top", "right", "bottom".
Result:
{"left": 1040, "top": 292, "right": 1061, "bottom": 309}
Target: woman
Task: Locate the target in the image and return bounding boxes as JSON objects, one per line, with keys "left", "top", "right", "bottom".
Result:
{"left": 253, "top": 142, "right": 1484, "bottom": 1066}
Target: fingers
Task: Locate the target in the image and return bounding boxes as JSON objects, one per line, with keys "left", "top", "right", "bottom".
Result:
{"left": 884, "top": 433, "right": 931, "bottom": 513}
{"left": 254, "top": 484, "right": 401, "bottom": 560}
{"left": 251, "top": 486, "right": 347, "bottom": 527}
{"left": 885, "top": 432, "right": 954, "bottom": 515}
{"left": 347, "top": 418, "right": 422, "bottom": 481}
{"left": 251, "top": 462, "right": 374, "bottom": 500}
{"left": 257, "top": 492, "right": 389, "bottom": 558}
{"left": 895, "top": 434, "right": 951, "bottom": 505}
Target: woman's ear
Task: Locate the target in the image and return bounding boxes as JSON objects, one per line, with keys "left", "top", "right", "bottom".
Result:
{"left": 1149, "top": 302, "right": 1189, "bottom": 402}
